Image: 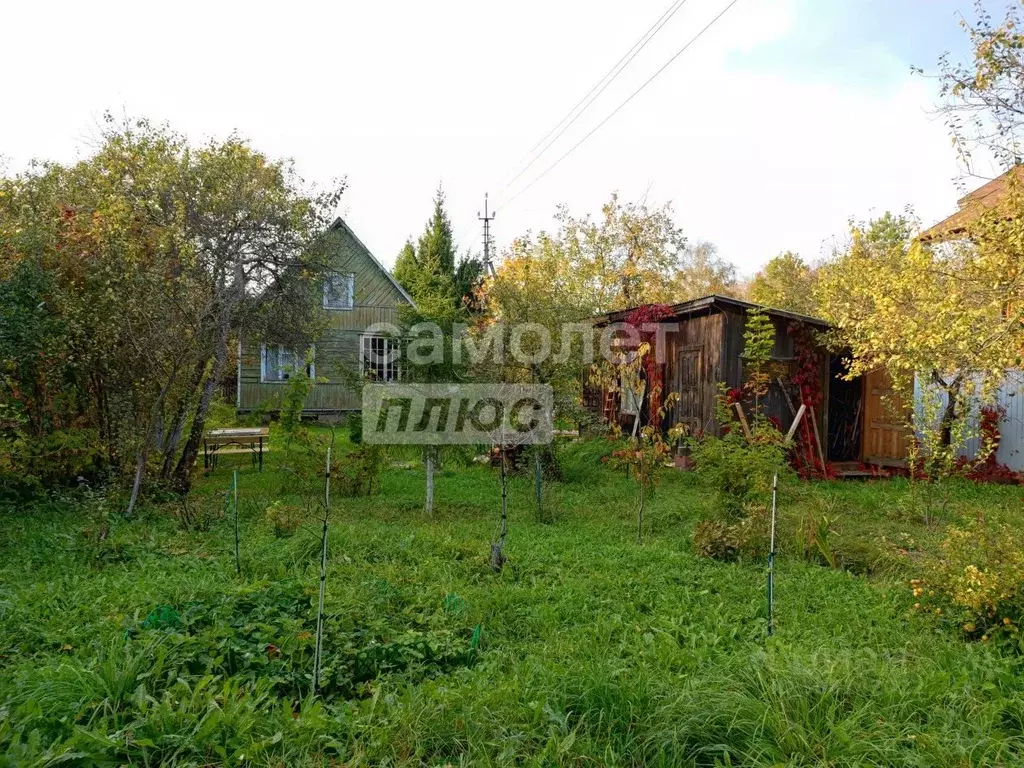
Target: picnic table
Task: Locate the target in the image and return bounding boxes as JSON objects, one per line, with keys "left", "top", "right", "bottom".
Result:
{"left": 203, "top": 427, "right": 269, "bottom": 471}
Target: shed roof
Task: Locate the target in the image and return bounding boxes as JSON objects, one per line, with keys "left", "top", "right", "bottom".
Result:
{"left": 597, "top": 294, "right": 831, "bottom": 328}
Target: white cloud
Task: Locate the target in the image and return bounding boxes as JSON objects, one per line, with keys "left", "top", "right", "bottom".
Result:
{"left": 0, "top": 0, "right": 969, "bottom": 277}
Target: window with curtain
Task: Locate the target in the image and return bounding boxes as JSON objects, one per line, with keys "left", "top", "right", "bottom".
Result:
{"left": 261, "top": 345, "right": 315, "bottom": 382}
{"left": 323, "top": 272, "right": 355, "bottom": 310}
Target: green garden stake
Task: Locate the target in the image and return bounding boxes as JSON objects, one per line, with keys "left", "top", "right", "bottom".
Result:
{"left": 534, "top": 448, "right": 543, "bottom": 519}
{"left": 233, "top": 469, "right": 240, "bottom": 576}
{"left": 767, "top": 471, "right": 778, "bottom": 636}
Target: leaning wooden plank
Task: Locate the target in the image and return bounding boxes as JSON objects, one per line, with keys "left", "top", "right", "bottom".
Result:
{"left": 808, "top": 404, "right": 828, "bottom": 472}
{"left": 733, "top": 402, "right": 753, "bottom": 438}
{"left": 785, "top": 403, "right": 807, "bottom": 441}
{"left": 776, "top": 377, "right": 798, "bottom": 417}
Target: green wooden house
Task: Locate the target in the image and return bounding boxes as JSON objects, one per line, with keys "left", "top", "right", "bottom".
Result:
{"left": 237, "top": 217, "right": 414, "bottom": 414}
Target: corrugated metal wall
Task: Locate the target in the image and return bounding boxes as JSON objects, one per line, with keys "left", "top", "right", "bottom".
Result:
{"left": 915, "top": 370, "right": 1024, "bottom": 470}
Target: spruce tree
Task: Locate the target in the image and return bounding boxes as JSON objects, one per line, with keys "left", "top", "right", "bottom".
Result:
{"left": 395, "top": 186, "right": 482, "bottom": 312}
{"left": 417, "top": 187, "right": 456, "bottom": 276}
{"left": 393, "top": 239, "right": 418, "bottom": 292}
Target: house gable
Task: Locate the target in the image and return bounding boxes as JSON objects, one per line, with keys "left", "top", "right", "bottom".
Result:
{"left": 238, "top": 217, "right": 412, "bottom": 412}
{"left": 326, "top": 217, "right": 415, "bottom": 310}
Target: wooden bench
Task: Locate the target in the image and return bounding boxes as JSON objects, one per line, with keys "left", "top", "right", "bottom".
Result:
{"left": 203, "top": 427, "right": 269, "bottom": 471}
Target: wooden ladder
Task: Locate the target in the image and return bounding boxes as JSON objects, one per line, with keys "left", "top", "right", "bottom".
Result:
{"left": 602, "top": 388, "right": 617, "bottom": 424}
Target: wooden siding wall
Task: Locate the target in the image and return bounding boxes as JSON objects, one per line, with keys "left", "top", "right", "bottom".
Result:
{"left": 664, "top": 310, "right": 725, "bottom": 436}
{"left": 593, "top": 304, "right": 852, "bottom": 454}
{"left": 716, "top": 308, "right": 827, "bottom": 439}
{"left": 239, "top": 226, "right": 408, "bottom": 412}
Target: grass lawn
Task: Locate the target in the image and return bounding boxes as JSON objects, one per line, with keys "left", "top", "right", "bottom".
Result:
{"left": 1, "top": 428, "right": 1023, "bottom": 766}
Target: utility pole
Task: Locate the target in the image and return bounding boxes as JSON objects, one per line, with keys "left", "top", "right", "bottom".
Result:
{"left": 479, "top": 193, "right": 496, "bottom": 277}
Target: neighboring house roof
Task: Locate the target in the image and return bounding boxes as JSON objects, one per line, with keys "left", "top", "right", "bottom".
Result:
{"left": 920, "top": 166, "right": 1024, "bottom": 242}
{"left": 329, "top": 217, "right": 416, "bottom": 308}
{"left": 597, "top": 294, "right": 831, "bottom": 329}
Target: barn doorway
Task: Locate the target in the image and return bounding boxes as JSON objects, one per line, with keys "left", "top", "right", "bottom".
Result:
{"left": 861, "top": 368, "right": 911, "bottom": 466}
{"left": 675, "top": 346, "right": 704, "bottom": 435}
{"left": 827, "top": 355, "right": 862, "bottom": 462}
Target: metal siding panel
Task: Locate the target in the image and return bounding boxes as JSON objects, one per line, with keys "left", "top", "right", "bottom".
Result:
{"left": 952, "top": 370, "right": 1024, "bottom": 470}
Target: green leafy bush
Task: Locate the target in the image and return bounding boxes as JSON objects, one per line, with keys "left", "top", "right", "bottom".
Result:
{"left": 794, "top": 509, "right": 839, "bottom": 569}
{"left": 336, "top": 445, "right": 387, "bottom": 497}
{"left": 173, "top": 493, "right": 221, "bottom": 532}
{"left": 688, "top": 426, "right": 788, "bottom": 518}
{"left": 692, "top": 504, "right": 770, "bottom": 562}
{"left": 0, "top": 428, "right": 106, "bottom": 494}
{"left": 913, "top": 520, "right": 1024, "bottom": 645}
{"left": 264, "top": 500, "right": 304, "bottom": 537}
{"left": 347, "top": 412, "right": 363, "bottom": 444}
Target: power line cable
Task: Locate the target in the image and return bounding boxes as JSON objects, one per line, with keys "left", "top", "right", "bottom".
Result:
{"left": 502, "top": 0, "right": 742, "bottom": 212}
{"left": 494, "top": 0, "right": 690, "bottom": 203}
{"left": 454, "top": 219, "right": 484, "bottom": 256}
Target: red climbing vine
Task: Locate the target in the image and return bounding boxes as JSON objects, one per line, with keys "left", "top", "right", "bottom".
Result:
{"left": 623, "top": 304, "right": 675, "bottom": 427}
{"left": 788, "top": 321, "right": 833, "bottom": 479}
{"left": 960, "top": 405, "right": 1021, "bottom": 484}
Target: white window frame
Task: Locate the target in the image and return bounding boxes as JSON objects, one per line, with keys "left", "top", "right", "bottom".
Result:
{"left": 360, "top": 334, "right": 402, "bottom": 382}
{"left": 323, "top": 272, "right": 355, "bottom": 310}
{"left": 260, "top": 344, "right": 315, "bottom": 384}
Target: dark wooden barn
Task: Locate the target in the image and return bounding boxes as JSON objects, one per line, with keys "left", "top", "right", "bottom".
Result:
{"left": 590, "top": 295, "right": 909, "bottom": 469}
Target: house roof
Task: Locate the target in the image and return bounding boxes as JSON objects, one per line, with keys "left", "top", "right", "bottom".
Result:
{"left": 920, "top": 166, "right": 1024, "bottom": 242}
{"left": 597, "top": 294, "right": 831, "bottom": 328}
{"left": 329, "top": 217, "right": 417, "bottom": 307}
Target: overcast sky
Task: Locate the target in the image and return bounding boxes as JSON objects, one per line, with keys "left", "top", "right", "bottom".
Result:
{"left": 2, "top": 0, "right": 1007, "bottom": 276}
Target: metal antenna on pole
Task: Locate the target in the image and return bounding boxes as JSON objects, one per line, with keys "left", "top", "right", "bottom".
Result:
{"left": 479, "top": 193, "right": 496, "bottom": 277}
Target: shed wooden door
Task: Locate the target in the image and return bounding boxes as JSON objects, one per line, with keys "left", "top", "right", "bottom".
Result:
{"left": 862, "top": 369, "right": 910, "bottom": 465}
{"left": 675, "top": 347, "right": 704, "bottom": 434}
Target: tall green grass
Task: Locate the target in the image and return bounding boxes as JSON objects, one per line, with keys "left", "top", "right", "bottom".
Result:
{"left": 1, "top": 432, "right": 1022, "bottom": 766}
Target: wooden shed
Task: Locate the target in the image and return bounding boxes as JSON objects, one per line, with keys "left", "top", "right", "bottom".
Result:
{"left": 592, "top": 295, "right": 909, "bottom": 469}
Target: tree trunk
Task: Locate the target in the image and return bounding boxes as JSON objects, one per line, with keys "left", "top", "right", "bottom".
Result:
{"left": 932, "top": 372, "right": 963, "bottom": 448}
{"left": 940, "top": 386, "right": 959, "bottom": 447}
{"left": 425, "top": 448, "right": 435, "bottom": 516}
{"left": 161, "top": 358, "right": 209, "bottom": 480}
{"left": 125, "top": 368, "right": 178, "bottom": 518}
{"left": 171, "top": 321, "right": 230, "bottom": 493}
{"left": 125, "top": 443, "right": 150, "bottom": 520}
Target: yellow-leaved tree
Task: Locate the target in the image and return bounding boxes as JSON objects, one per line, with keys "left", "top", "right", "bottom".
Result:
{"left": 817, "top": 209, "right": 1024, "bottom": 457}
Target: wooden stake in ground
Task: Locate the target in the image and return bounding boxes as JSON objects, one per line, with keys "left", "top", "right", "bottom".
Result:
{"left": 313, "top": 440, "right": 332, "bottom": 692}
{"left": 490, "top": 443, "right": 509, "bottom": 572}
{"left": 233, "top": 469, "right": 240, "bottom": 576}
{"left": 636, "top": 447, "right": 645, "bottom": 544}
{"left": 425, "top": 447, "right": 435, "bottom": 517}
{"left": 532, "top": 368, "right": 544, "bottom": 523}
